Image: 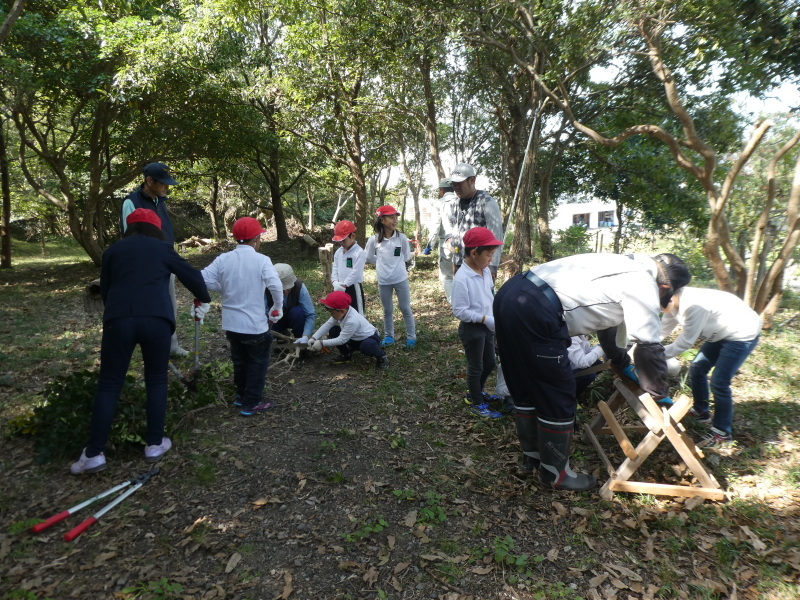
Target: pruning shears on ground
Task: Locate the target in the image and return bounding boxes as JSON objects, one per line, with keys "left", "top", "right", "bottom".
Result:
{"left": 32, "top": 468, "right": 160, "bottom": 542}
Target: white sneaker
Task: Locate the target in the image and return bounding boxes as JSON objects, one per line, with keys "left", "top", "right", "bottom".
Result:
{"left": 70, "top": 449, "right": 107, "bottom": 475}
{"left": 170, "top": 346, "right": 189, "bottom": 357}
{"left": 144, "top": 437, "right": 172, "bottom": 463}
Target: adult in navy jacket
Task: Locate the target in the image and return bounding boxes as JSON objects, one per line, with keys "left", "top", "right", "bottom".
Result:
{"left": 71, "top": 209, "right": 211, "bottom": 475}
{"left": 120, "top": 162, "right": 188, "bottom": 356}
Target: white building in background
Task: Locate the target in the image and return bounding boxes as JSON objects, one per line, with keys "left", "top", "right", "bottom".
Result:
{"left": 550, "top": 199, "right": 619, "bottom": 231}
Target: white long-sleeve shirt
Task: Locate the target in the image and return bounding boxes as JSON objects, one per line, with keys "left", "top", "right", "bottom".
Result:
{"left": 201, "top": 245, "right": 283, "bottom": 335}
{"left": 312, "top": 306, "right": 379, "bottom": 347}
{"left": 660, "top": 286, "right": 762, "bottom": 358}
{"left": 534, "top": 253, "right": 663, "bottom": 344}
{"left": 451, "top": 263, "right": 494, "bottom": 325}
{"left": 331, "top": 243, "right": 366, "bottom": 287}
{"left": 365, "top": 230, "right": 411, "bottom": 286}
{"left": 567, "top": 335, "right": 605, "bottom": 370}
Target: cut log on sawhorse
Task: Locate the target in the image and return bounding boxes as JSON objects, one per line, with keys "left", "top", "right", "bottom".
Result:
{"left": 584, "top": 377, "right": 726, "bottom": 502}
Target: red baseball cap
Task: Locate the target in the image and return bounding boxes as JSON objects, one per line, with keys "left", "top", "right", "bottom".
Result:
{"left": 232, "top": 217, "right": 267, "bottom": 242}
{"left": 126, "top": 208, "right": 162, "bottom": 229}
{"left": 463, "top": 226, "right": 503, "bottom": 248}
{"left": 320, "top": 291, "right": 352, "bottom": 310}
{"left": 332, "top": 220, "right": 356, "bottom": 242}
{"left": 376, "top": 205, "right": 400, "bottom": 217}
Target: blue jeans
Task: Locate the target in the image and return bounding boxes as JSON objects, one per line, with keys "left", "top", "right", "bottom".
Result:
{"left": 87, "top": 316, "right": 172, "bottom": 456}
{"left": 689, "top": 337, "right": 759, "bottom": 434}
{"left": 226, "top": 330, "right": 272, "bottom": 407}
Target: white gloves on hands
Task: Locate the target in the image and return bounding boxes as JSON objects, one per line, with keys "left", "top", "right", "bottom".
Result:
{"left": 191, "top": 302, "right": 211, "bottom": 324}
{"left": 295, "top": 336, "right": 308, "bottom": 345}
{"left": 268, "top": 306, "right": 284, "bottom": 323}
{"left": 309, "top": 338, "right": 324, "bottom": 352}
{"left": 484, "top": 316, "right": 495, "bottom": 332}
{"left": 332, "top": 281, "right": 346, "bottom": 292}
{"left": 592, "top": 344, "right": 606, "bottom": 360}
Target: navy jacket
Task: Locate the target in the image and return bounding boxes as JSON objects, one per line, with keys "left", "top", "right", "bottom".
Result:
{"left": 101, "top": 235, "right": 211, "bottom": 332}
{"left": 121, "top": 185, "right": 175, "bottom": 244}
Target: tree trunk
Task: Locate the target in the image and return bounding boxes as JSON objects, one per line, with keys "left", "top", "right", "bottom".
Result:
{"left": 417, "top": 54, "right": 445, "bottom": 181}
{"left": 208, "top": 175, "right": 220, "bottom": 239}
{"left": 1, "top": 120, "right": 11, "bottom": 268}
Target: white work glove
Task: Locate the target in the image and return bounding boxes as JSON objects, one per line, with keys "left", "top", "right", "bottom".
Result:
{"left": 592, "top": 344, "right": 606, "bottom": 360}
{"left": 484, "top": 316, "right": 495, "bottom": 332}
{"left": 333, "top": 282, "right": 347, "bottom": 292}
{"left": 309, "top": 339, "right": 323, "bottom": 352}
{"left": 295, "top": 336, "right": 308, "bottom": 345}
{"left": 191, "top": 302, "right": 211, "bottom": 324}
{"left": 268, "top": 306, "right": 284, "bottom": 323}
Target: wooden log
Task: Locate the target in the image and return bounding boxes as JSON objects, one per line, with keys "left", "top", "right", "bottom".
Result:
{"left": 318, "top": 243, "right": 334, "bottom": 293}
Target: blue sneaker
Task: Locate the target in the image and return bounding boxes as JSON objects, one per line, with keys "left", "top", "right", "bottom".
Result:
{"left": 621, "top": 364, "right": 639, "bottom": 384}
{"left": 380, "top": 336, "right": 395, "bottom": 347}
{"left": 402, "top": 339, "right": 416, "bottom": 350}
{"left": 240, "top": 401, "right": 273, "bottom": 416}
{"left": 470, "top": 403, "right": 503, "bottom": 419}
{"left": 232, "top": 394, "right": 244, "bottom": 407}
{"left": 465, "top": 392, "right": 503, "bottom": 406}
{"left": 656, "top": 396, "right": 674, "bottom": 408}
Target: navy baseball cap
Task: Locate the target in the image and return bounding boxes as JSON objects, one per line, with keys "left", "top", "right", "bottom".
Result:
{"left": 143, "top": 162, "right": 178, "bottom": 185}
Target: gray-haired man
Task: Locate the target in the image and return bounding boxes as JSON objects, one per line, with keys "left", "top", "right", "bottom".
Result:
{"left": 444, "top": 164, "right": 504, "bottom": 280}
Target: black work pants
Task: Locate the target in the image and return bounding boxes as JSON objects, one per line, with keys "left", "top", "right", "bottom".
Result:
{"left": 493, "top": 273, "right": 575, "bottom": 421}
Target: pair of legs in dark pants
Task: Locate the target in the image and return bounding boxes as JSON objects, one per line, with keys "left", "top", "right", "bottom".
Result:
{"left": 690, "top": 336, "right": 759, "bottom": 434}
{"left": 86, "top": 316, "right": 172, "bottom": 457}
{"left": 494, "top": 273, "right": 595, "bottom": 491}
{"left": 332, "top": 331, "right": 385, "bottom": 359}
{"left": 271, "top": 305, "right": 306, "bottom": 338}
{"left": 226, "top": 330, "right": 272, "bottom": 408}
{"left": 458, "top": 321, "right": 496, "bottom": 402}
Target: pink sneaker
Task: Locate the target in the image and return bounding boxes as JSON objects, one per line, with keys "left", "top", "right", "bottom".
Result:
{"left": 144, "top": 437, "right": 172, "bottom": 463}
{"left": 70, "top": 450, "right": 107, "bottom": 475}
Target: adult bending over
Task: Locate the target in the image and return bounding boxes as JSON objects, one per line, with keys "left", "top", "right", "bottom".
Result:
{"left": 493, "top": 253, "right": 690, "bottom": 491}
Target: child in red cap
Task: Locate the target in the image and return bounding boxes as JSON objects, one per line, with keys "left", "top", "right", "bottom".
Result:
{"left": 451, "top": 227, "right": 505, "bottom": 419}
{"left": 364, "top": 205, "right": 416, "bottom": 349}
{"left": 307, "top": 291, "right": 388, "bottom": 369}
{"left": 331, "top": 220, "right": 366, "bottom": 314}
{"left": 200, "top": 217, "right": 284, "bottom": 416}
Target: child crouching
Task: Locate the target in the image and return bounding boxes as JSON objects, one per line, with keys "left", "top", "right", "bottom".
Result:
{"left": 308, "top": 291, "right": 389, "bottom": 369}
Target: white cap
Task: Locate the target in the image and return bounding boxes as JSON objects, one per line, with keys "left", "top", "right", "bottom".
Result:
{"left": 274, "top": 263, "right": 297, "bottom": 290}
{"left": 449, "top": 163, "right": 476, "bottom": 183}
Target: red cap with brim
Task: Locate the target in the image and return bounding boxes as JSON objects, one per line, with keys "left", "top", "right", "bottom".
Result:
{"left": 463, "top": 226, "right": 503, "bottom": 248}
{"left": 232, "top": 217, "right": 267, "bottom": 241}
{"left": 320, "top": 291, "right": 352, "bottom": 310}
{"left": 332, "top": 220, "right": 356, "bottom": 242}
{"left": 126, "top": 208, "right": 162, "bottom": 229}
{"left": 376, "top": 205, "right": 400, "bottom": 217}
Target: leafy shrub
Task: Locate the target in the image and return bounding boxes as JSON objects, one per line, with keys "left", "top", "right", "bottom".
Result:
{"left": 11, "top": 363, "right": 228, "bottom": 464}
{"left": 552, "top": 225, "right": 592, "bottom": 258}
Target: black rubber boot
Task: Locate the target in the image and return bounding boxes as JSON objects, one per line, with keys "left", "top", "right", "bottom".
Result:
{"left": 514, "top": 407, "right": 540, "bottom": 477}
{"left": 538, "top": 417, "right": 596, "bottom": 491}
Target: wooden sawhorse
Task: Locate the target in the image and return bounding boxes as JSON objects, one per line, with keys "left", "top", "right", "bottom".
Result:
{"left": 583, "top": 377, "right": 725, "bottom": 501}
